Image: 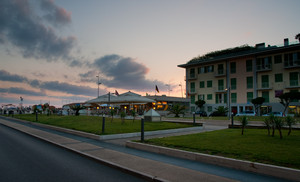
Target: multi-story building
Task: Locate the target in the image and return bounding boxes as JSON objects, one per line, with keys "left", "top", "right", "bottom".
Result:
{"left": 178, "top": 38, "right": 300, "bottom": 116}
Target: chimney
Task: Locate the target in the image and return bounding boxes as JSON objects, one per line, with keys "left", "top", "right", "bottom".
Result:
{"left": 284, "top": 38, "right": 289, "bottom": 46}
{"left": 255, "top": 43, "right": 265, "bottom": 49}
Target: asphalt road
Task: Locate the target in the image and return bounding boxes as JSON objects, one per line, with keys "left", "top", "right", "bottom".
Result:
{"left": 0, "top": 124, "right": 145, "bottom": 182}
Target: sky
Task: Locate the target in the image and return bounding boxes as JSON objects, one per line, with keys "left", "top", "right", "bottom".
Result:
{"left": 1, "top": 0, "right": 300, "bottom": 107}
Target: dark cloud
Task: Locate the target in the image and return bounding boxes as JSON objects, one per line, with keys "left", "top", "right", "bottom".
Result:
{"left": 0, "top": 70, "right": 100, "bottom": 97}
{"left": 0, "top": 70, "right": 29, "bottom": 82}
{"left": 40, "top": 0, "right": 72, "bottom": 27}
{"left": 0, "top": 0, "right": 75, "bottom": 61}
{"left": 0, "top": 87, "right": 46, "bottom": 96}
{"left": 88, "top": 54, "right": 166, "bottom": 91}
{"left": 79, "top": 70, "right": 98, "bottom": 82}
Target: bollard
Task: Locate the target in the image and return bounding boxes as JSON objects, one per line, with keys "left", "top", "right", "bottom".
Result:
{"left": 36, "top": 111, "right": 38, "bottom": 122}
{"left": 102, "top": 116, "right": 105, "bottom": 134}
{"left": 193, "top": 112, "right": 196, "bottom": 126}
{"left": 141, "top": 118, "right": 144, "bottom": 142}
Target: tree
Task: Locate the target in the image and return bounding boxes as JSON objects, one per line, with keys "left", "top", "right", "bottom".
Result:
{"left": 251, "top": 97, "right": 265, "bottom": 116}
{"left": 131, "top": 109, "right": 136, "bottom": 122}
{"left": 120, "top": 111, "right": 126, "bottom": 124}
{"left": 285, "top": 116, "right": 297, "bottom": 136}
{"left": 239, "top": 116, "right": 248, "bottom": 135}
{"left": 263, "top": 117, "right": 271, "bottom": 136}
{"left": 195, "top": 99, "right": 206, "bottom": 113}
{"left": 110, "top": 109, "right": 115, "bottom": 122}
{"left": 279, "top": 92, "right": 300, "bottom": 115}
{"left": 70, "top": 104, "right": 85, "bottom": 116}
{"left": 274, "top": 117, "right": 284, "bottom": 139}
{"left": 168, "top": 104, "right": 186, "bottom": 117}
{"left": 295, "top": 33, "right": 300, "bottom": 42}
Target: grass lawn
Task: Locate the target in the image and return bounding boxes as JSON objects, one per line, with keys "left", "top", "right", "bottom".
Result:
{"left": 13, "top": 114, "right": 195, "bottom": 135}
{"left": 179, "top": 116, "right": 300, "bottom": 122}
{"left": 144, "top": 128, "right": 300, "bottom": 169}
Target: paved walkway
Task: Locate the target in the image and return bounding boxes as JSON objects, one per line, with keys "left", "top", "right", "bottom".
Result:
{"left": 0, "top": 116, "right": 291, "bottom": 182}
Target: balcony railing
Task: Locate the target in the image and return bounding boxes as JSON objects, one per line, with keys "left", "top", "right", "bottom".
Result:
{"left": 188, "top": 74, "right": 197, "bottom": 80}
{"left": 257, "top": 82, "right": 273, "bottom": 90}
{"left": 284, "top": 60, "right": 300, "bottom": 68}
{"left": 256, "top": 64, "right": 272, "bottom": 72}
{"left": 215, "top": 69, "right": 226, "bottom": 77}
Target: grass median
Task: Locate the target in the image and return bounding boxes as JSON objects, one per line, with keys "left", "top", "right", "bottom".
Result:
{"left": 144, "top": 128, "right": 300, "bottom": 169}
{"left": 13, "top": 114, "right": 196, "bottom": 135}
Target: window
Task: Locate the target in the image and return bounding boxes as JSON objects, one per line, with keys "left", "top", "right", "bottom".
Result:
{"left": 231, "top": 78, "right": 236, "bottom": 90}
{"left": 217, "top": 64, "right": 224, "bottom": 75}
{"left": 247, "top": 92, "right": 253, "bottom": 103}
{"left": 262, "top": 75, "right": 269, "bottom": 88}
{"left": 191, "top": 95, "right": 195, "bottom": 104}
{"left": 207, "top": 80, "right": 212, "bottom": 88}
{"left": 190, "top": 68, "right": 195, "bottom": 78}
{"left": 274, "top": 55, "right": 282, "bottom": 64}
{"left": 199, "top": 81, "right": 205, "bottom": 88}
{"left": 190, "top": 82, "right": 195, "bottom": 92}
{"left": 262, "top": 91, "right": 269, "bottom": 103}
{"left": 275, "top": 73, "right": 283, "bottom": 82}
{"left": 290, "top": 72, "right": 299, "bottom": 86}
{"left": 198, "top": 94, "right": 204, "bottom": 100}
{"left": 231, "top": 93, "right": 237, "bottom": 103}
{"left": 257, "top": 57, "right": 272, "bottom": 71}
{"left": 246, "top": 60, "right": 252, "bottom": 72}
{"left": 207, "top": 94, "right": 212, "bottom": 100}
{"left": 205, "top": 65, "right": 214, "bottom": 73}
{"left": 216, "top": 94, "right": 221, "bottom": 104}
{"left": 218, "top": 79, "right": 224, "bottom": 90}
{"left": 230, "top": 62, "right": 236, "bottom": 74}
{"left": 247, "top": 77, "right": 253, "bottom": 89}
{"left": 207, "top": 106, "right": 212, "bottom": 112}
{"left": 198, "top": 67, "right": 205, "bottom": 74}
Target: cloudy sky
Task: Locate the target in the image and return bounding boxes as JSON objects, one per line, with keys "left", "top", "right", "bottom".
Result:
{"left": 1, "top": 0, "right": 300, "bottom": 107}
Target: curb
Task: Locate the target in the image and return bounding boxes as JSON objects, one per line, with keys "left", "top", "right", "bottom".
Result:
{"left": 126, "top": 141, "right": 300, "bottom": 182}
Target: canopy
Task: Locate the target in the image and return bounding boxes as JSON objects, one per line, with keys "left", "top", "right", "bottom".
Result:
{"left": 85, "top": 91, "right": 155, "bottom": 104}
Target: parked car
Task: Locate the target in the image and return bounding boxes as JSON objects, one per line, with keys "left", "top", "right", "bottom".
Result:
{"left": 236, "top": 111, "right": 256, "bottom": 116}
{"left": 262, "top": 112, "right": 284, "bottom": 117}
{"left": 195, "top": 111, "right": 207, "bottom": 117}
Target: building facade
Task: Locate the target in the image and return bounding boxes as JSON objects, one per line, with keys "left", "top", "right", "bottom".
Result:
{"left": 178, "top": 39, "right": 300, "bottom": 116}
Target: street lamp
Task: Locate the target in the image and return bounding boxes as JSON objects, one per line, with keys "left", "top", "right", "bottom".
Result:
{"left": 96, "top": 75, "right": 101, "bottom": 98}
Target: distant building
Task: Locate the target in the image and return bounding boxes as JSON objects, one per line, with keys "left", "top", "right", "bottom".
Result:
{"left": 178, "top": 38, "right": 300, "bottom": 116}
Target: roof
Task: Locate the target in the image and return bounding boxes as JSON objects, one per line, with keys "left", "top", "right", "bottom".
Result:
{"left": 144, "top": 109, "right": 160, "bottom": 117}
{"left": 178, "top": 42, "right": 300, "bottom": 68}
{"left": 86, "top": 92, "right": 155, "bottom": 104}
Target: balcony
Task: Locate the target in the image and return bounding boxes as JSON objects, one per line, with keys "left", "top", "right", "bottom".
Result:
{"left": 214, "top": 87, "right": 226, "bottom": 93}
{"left": 284, "top": 60, "right": 300, "bottom": 68}
{"left": 256, "top": 64, "right": 272, "bottom": 72}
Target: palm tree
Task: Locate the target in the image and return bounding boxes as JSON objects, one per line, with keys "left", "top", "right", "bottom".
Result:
{"left": 239, "top": 116, "right": 248, "bottom": 135}
{"left": 168, "top": 104, "right": 186, "bottom": 117}
{"left": 295, "top": 33, "right": 300, "bottom": 42}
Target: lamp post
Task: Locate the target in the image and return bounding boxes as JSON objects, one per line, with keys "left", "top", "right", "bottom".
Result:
{"left": 96, "top": 75, "right": 101, "bottom": 98}
{"left": 179, "top": 83, "right": 183, "bottom": 98}
{"left": 225, "top": 87, "right": 231, "bottom": 120}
